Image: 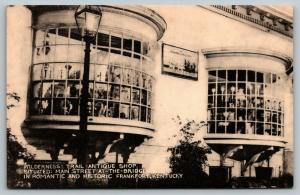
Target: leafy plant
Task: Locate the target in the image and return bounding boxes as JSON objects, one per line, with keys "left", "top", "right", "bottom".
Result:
{"left": 168, "top": 116, "right": 211, "bottom": 185}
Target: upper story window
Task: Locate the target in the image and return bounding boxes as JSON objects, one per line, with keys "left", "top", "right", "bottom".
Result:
{"left": 207, "top": 69, "right": 284, "bottom": 137}
{"left": 30, "top": 27, "right": 154, "bottom": 124}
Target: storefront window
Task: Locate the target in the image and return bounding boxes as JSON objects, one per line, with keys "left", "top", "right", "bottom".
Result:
{"left": 30, "top": 27, "right": 154, "bottom": 124}
{"left": 207, "top": 69, "right": 284, "bottom": 137}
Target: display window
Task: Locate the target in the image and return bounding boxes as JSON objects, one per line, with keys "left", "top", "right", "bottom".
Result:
{"left": 207, "top": 69, "right": 284, "bottom": 137}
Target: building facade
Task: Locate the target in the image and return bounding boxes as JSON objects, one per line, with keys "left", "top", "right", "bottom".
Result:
{"left": 7, "top": 5, "right": 293, "bottom": 178}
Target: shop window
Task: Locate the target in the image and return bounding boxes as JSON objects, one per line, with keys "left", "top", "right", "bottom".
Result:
{"left": 31, "top": 27, "right": 154, "bottom": 124}
{"left": 207, "top": 69, "right": 284, "bottom": 137}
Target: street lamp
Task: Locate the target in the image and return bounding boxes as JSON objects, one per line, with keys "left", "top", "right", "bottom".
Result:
{"left": 74, "top": 5, "right": 102, "bottom": 184}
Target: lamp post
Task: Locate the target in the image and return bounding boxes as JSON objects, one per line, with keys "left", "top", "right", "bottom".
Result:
{"left": 75, "top": 5, "right": 102, "bottom": 185}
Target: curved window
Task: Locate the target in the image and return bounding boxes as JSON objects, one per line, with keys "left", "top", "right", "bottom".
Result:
{"left": 30, "top": 27, "right": 154, "bottom": 124}
{"left": 207, "top": 69, "right": 284, "bottom": 137}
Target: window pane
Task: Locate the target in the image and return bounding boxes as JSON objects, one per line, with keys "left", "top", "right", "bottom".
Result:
{"left": 33, "top": 82, "right": 42, "bottom": 97}
{"left": 123, "top": 38, "right": 132, "bottom": 51}
{"left": 98, "top": 33, "right": 109, "bottom": 47}
{"left": 120, "top": 86, "right": 131, "bottom": 102}
{"left": 42, "top": 82, "right": 53, "bottom": 98}
{"left": 247, "top": 70, "right": 255, "bottom": 82}
{"left": 208, "top": 70, "right": 217, "bottom": 82}
{"left": 141, "top": 106, "right": 147, "bottom": 122}
{"left": 94, "top": 100, "right": 107, "bottom": 117}
{"left": 94, "top": 83, "right": 107, "bottom": 99}
{"left": 53, "top": 99, "right": 65, "bottom": 115}
{"left": 54, "top": 64, "right": 67, "bottom": 80}
{"left": 70, "top": 28, "right": 82, "bottom": 43}
{"left": 120, "top": 104, "right": 130, "bottom": 119}
{"left": 227, "top": 70, "right": 236, "bottom": 81}
{"left": 32, "top": 64, "right": 43, "bottom": 81}
{"left": 108, "top": 102, "right": 119, "bottom": 118}
{"left": 134, "top": 40, "right": 141, "bottom": 53}
{"left": 111, "top": 36, "right": 121, "bottom": 48}
{"left": 238, "top": 70, "right": 246, "bottom": 81}
{"left": 132, "top": 88, "right": 140, "bottom": 104}
{"left": 141, "top": 90, "right": 147, "bottom": 105}
{"left": 57, "top": 28, "right": 69, "bottom": 44}
{"left": 131, "top": 105, "right": 139, "bottom": 120}
{"left": 108, "top": 84, "right": 120, "bottom": 100}
{"left": 67, "top": 99, "right": 79, "bottom": 115}
{"left": 53, "top": 82, "right": 65, "bottom": 97}
{"left": 67, "top": 81, "right": 80, "bottom": 97}
{"left": 217, "top": 70, "right": 226, "bottom": 82}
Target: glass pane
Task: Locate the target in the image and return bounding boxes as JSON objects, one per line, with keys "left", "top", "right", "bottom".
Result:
{"left": 68, "top": 45, "right": 84, "bottom": 63}
{"left": 70, "top": 28, "right": 82, "bottom": 43}
{"left": 42, "top": 82, "right": 53, "bottom": 98}
{"left": 94, "top": 100, "right": 107, "bottom": 117}
{"left": 94, "top": 83, "right": 107, "bottom": 99}
{"left": 147, "top": 108, "right": 152, "bottom": 123}
{"left": 122, "top": 68, "right": 132, "bottom": 85}
{"left": 208, "top": 71, "right": 217, "bottom": 82}
{"left": 108, "top": 84, "right": 120, "bottom": 100}
{"left": 67, "top": 99, "right": 79, "bottom": 115}
{"left": 95, "top": 65, "right": 108, "bottom": 82}
{"left": 111, "top": 35, "right": 121, "bottom": 48}
{"left": 120, "top": 86, "right": 131, "bottom": 102}
{"left": 237, "top": 122, "right": 245, "bottom": 134}
{"left": 67, "top": 81, "right": 80, "bottom": 97}
{"left": 141, "top": 106, "right": 147, "bottom": 122}
{"left": 53, "top": 99, "right": 65, "bottom": 115}
{"left": 33, "top": 47, "right": 44, "bottom": 64}
{"left": 35, "top": 30, "right": 45, "bottom": 46}
{"left": 32, "top": 64, "right": 43, "bottom": 81}
{"left": 108, "top": 66, "right": 121, "bottom": 84}
{"left": 227, "top": 70, "right": 236, "bottom": 81}
{"left": 131, "top": 105, "right": 139, "bottom": 120}
{"left": 108, "top": 102, "right": 119, "bottom": 118}
{"left": 132, "top": 88, "right": 140, "bottom": 104}
{"left": 98, "top": 33, "right": 109, "bottom": 47}
{"left": 247, "top": 70, "right": 255, "bottom": 82}
{"left": 257, "top": 72, "right": 264, "bottom": 83}
{"left": 120, "top": 104, "right": 130, "bottom": 119}
{"left": 44, "top": 46, "right": 55, "bottom": 62}
{"left": 42, "top": 63, "right": 53, "bottom": 80}
{"left": 53, "top": 64, "right": 67, "bottom": 80}
{"left": 217, "top": 70, "right": 226, "bottom": 82}
{"left": 134, "top": 40, "right": 141, "bottom": 54}
{"left": 32, "top": 82, "right": 42, "bottom": 97}
{"left": 57, "top": 28, "right": 69, "bottom": 44}
{"left": 141, "top": 90, "right": 147, "bottom": 105}
{"left": 238, "top": 70, "right": 246, "bottom": 81}
{"left": 53, "top": 82, "right": 65, "bottom": 97}
{"left": 246, "top": 83, "right": 255, "bottom": 95}
{"left": 67, "top": 63, "right": 81, "bottom": 79}
{"left": 123, "top": 38, "right": 132, "bottom": 51}
{"left": 55, "top": 45, "right": 69, "bottom": 62}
